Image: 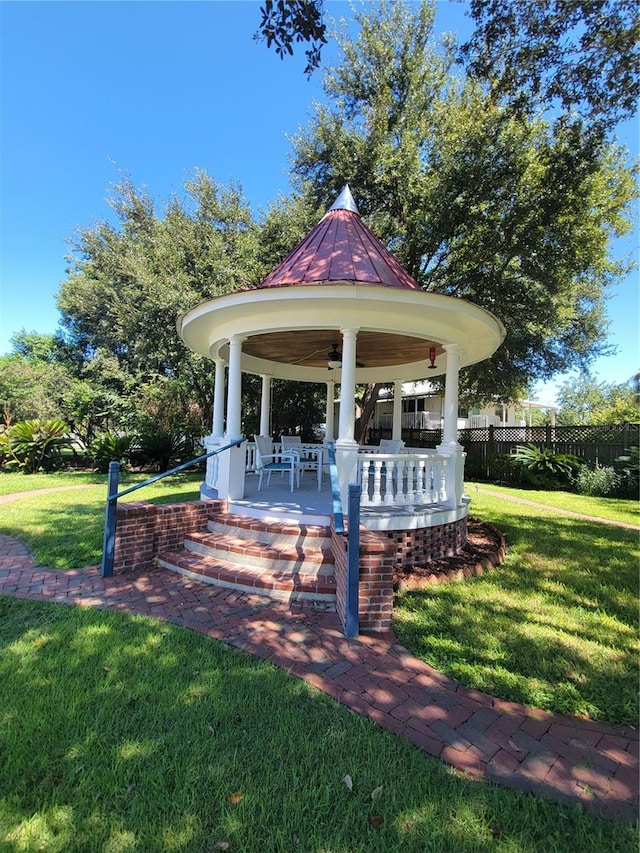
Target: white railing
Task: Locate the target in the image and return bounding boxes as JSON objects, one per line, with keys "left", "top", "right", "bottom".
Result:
{"left": 244, "top": 443, "right": 449, "bottom": 509}
{"left": 357, "top": 452, "right": 448, "bottom": 508}
{"left": 376, "top": 412, "right": 442, "bottom": 430}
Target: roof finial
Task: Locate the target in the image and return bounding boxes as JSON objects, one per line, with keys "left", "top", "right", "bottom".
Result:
{"left": 327, "top": 184, "right": 359, "bottom": 214}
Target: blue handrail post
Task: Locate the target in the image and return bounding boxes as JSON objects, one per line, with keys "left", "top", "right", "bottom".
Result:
{"left": 344, "top": 482, "right": 361, "bottom": 638}
{"left": 100, "top": 460, "right": 120, "bottom": 577}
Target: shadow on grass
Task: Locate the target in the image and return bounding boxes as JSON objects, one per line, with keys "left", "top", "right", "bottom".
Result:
{"left": 395, "top": 514, "right": 638, "bottom": 724}
{"left": 1, "top": 598, "right": 636, "bottom": 853}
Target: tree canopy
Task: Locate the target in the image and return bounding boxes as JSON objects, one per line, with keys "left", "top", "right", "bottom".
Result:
{"left": 254, "top": 0, "right": 327, "bottom": 76}
{"left": 462, "top": 0, "right": 640, "bottom": 137}
{"left": 56, "top": 172, "right": 265, "bottom": 436}
{"left": 556, "top": 373, "right": 639, "bottom": 424}
{"left": 289, "top": 0, "right": 636, "bottom": 406}
{"left": 255, "top": 0, "right": 639, "bottom": 143}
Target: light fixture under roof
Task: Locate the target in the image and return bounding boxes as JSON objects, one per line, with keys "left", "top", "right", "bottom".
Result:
{"left": 327, "top": 344, "right": 342, "bottom": 369}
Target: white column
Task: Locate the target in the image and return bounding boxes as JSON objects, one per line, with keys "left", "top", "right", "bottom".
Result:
{"left": 203, "top": 356, "right": 228, "bottom": 498}
{"left": 437, "top": 343, "right": 465, "bottom": 508}
{"left": 217, "top": 335, "right": 246, "bottom": 501}
{"left": 442, "top": 344, "right": 461, "bottom": 446}
{"left": 325, "top": 379, "right": 335, "bottom": 441}
{"left": 392, "top": 380, "right": 403, "bottom": 440}
{"left": 225, "top": 335, "right": 245, "bottom": 439}
{"left": 259, "top": 375, "right": 271, "bottom": 437}
{"left": 212, "top": 357, "right": 226, "bottom": 438}
{"left": 337, "top": 328, "right": 358, "bottom": 443}
{"left": 336, "top": 328, "right": 359, "bottom": 507}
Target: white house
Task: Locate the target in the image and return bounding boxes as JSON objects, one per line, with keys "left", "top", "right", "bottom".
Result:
{"left": 370, "top": 381, "right": 558, "bottom": 431}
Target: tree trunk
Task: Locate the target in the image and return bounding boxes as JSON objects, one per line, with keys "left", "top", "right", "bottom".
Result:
{"left": 354, "top": 383, "right": 385, "bottom": 444}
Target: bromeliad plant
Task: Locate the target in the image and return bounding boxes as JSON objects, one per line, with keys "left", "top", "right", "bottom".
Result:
{"left": 509, "top": 443, "right": 581, "bottom": 490}
{"left": 88, "top": 432, "right": 133, "bottom": 473}
{"left": 0, "top": 418, "right": 71, "bottom": 474}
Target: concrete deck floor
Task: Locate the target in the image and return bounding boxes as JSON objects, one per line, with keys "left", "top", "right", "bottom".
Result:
{"left": 227, "top": 470, "right": 453, "bottom": 528}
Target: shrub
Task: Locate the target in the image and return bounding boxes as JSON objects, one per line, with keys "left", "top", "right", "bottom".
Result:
{"left": 129, "top": 427, "right": 201, "bottom": 472}
{"left": 510, "top": 443, "right": 581, "bottom": 490}
{"left": 0, "top": 419, "right": 71, "bottom": 473}
{"left": 576, "top": 464, "right": 621, "bottom": 497}
{"left": 613, "top": 446, "right": 639, "bottom": 499}
{"left": 89, "top": 432, "right": 133, "bottom": 473}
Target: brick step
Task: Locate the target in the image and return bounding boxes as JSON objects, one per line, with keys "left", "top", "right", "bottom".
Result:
{"left": 207, "top": 512, "right": 332, "bottom": 551}
{"left": 157, "top": 548, "right": 337, "bottom": 604}
{"left": 184, "top": 531, "right": 335, "bottom": 575}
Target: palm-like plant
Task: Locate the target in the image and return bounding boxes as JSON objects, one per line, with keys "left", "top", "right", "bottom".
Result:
{"left": 0, "top": 419, "right": 71, "bottom": 473}
{"left": 89, "top": 432, "right": 133, "bottom": 472}
{"left": 510, "top": 443, "right": 580, "bottom": 489}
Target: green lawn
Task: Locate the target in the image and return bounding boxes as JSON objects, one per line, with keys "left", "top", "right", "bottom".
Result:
{"left": 394, "top": 489, "right": 639, "bottom": 726}
{"left": 0, "top": 472, "right": 203, "bottom": 570}
{"left": 1, "top": 598, "right": 636, "bottom": 853}
{"left": 467, "top": 482, "right": 639, "bottom": 526}
{"left": 0, "top": 470, "right": 108, "bottom": 495}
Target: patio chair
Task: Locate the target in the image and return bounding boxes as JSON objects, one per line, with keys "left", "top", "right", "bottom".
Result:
{"left": 281, "top": 435, "right": 322, "bottom": 490}
{"left": 253, "top": 435, "right": 300, "bottom": 492}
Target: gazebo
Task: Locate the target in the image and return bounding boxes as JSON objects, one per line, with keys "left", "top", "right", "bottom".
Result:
{"left": 178, "top": 185, "right": 504, "bottom": 520}
{"left": 172, "top": 186, "right": 504, "bottom": 631}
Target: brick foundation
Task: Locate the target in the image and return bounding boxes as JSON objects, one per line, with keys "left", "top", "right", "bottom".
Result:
{"left": 381, "top": 516, "right": 467, "bottom": 568}
{"left": 113, "top": 500, "right": 466, "bottom": 636}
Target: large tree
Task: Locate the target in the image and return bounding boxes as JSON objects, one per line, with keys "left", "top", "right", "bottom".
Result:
{"left": 287, "top": 0, "right": 636, "bottom": 437}
{"left": 57, "top": 171, "right": 264, "bottom": 434}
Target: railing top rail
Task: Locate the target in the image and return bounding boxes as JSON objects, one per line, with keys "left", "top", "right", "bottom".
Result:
{"left": 358, "top": 451, "right": 448, "bottom": 460}
{"left": 109, "top": 437, "right": 244, "bottom": 502}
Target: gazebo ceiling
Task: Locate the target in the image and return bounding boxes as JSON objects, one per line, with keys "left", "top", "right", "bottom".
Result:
{"left": 243, "top": 329, "right": 441, "bottom": 369}
{"left": 177, "top": 185, "right": 506, "bottom": 383}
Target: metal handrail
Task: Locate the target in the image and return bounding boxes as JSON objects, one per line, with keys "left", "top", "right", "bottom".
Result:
{"left": 100, "top": 437, "right": 244, "bottom": 577}
{"left": 325, "top": 441, "right": 360, "bottom": 637}
{"left": 325, "top": 441, "right": 344, "bottom": 533}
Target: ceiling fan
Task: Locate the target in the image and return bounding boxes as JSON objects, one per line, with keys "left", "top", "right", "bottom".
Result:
{"left": 327, "top": 343, "right": 364, "bottom": 369}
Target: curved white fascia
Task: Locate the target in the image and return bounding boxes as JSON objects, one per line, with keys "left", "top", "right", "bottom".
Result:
{"left": 177, "top": 285, "right": 505, "bottom": 382}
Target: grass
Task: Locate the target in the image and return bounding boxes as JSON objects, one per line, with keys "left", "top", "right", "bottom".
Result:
{"left": 0, "top": 470, "right": 107, "bottom": 495}
{"left": 1, "top": 598, "right": 637, "bottom": 853}
{"left": 0, "top": 472, "right": 203, "bottom": 570}
{"left": 394, "top": 490, "right": 639, "bottom": 726}
{"left": 467, "top": 481, "right": 639, "bottom": 526}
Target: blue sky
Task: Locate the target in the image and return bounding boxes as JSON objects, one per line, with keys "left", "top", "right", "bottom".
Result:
{"left": 1, "top": 0, "right": 637, "bottom": 403}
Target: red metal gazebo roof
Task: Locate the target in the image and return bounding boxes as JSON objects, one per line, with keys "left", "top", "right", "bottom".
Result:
{"left": 258, "top": 185, "right": 421, "bottom": 291}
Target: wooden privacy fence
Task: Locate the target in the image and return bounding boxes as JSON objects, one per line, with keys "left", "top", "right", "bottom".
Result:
{"left": 369, "top": 423, "right": 639, "bottom": 469}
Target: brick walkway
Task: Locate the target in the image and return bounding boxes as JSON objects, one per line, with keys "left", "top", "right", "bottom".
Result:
{"left": 0, "top": 532, "right": 637, "bottom": 822}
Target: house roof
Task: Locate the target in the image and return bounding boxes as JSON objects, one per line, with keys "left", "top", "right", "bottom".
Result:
{"left": 258, "top": 184, "right": 421, "bottom": 291}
